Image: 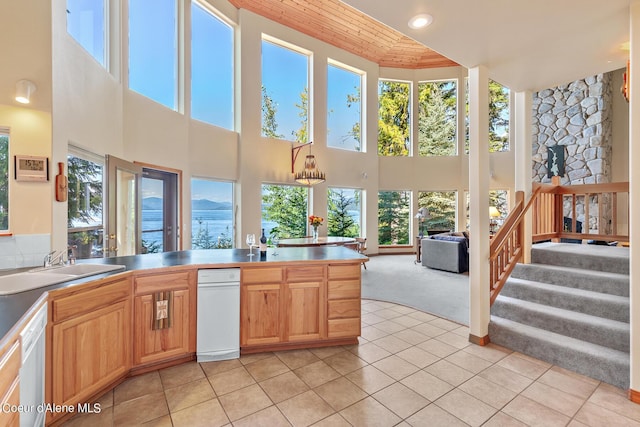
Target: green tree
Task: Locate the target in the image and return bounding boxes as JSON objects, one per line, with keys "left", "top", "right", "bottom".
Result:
{"left": 418, "top": 81, "right": 457, "bottom": 156}
{"left": 292, "top": 87, "right": 309, "bottom": 143}
{"left": 328, "top": 189, "right": 360, "bottom": 237}
{"left": 67, "top": 156, "right": 103, "bottom": 227}
{"left": 418, "top": 191, "right": 456, "bottom": 232}
{"left": 192, "top": 220, "right": 233, "bottom": 249}
{"left": 378, "top": 191, "right": 410, "bottom": 245}
{"left": 489, "top": 80, "right": 509, "bottom": 152}
{"left": 346, "top": 87, "right": 361, "bottom": 151}
{"left": 0, "top": 135, "right": 8, "bottom": 230}
{"left": 262, "top": 185, "right": 308, "bottom": 238}
{"left": 261, "top": 85, "right": 284, "bottom": 139}
{"left": 378, "top": 81, "right": 410, "bottom": 156}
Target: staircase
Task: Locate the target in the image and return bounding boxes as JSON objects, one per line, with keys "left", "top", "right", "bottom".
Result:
{"left": 489, "top": 242, "right": 630, "bottom": 389}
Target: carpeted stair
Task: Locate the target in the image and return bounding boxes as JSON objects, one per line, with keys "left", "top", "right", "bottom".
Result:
{"left": 489, "top": 242, "right": 630, "bottom": 389}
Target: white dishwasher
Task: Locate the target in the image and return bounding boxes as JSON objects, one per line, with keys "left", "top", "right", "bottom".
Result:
{"left": 197, "top": 268, "right": 240, "bottom": 362}
{"left": 20, "top": 303, "right": 47, "bottom": 427}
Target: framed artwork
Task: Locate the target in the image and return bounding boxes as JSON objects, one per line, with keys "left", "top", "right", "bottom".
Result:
{"left": 547, "top": 145, "right": 565, "bottom": 178}
{"left": 14, "top": 155, "right": 49, "bottom": 182}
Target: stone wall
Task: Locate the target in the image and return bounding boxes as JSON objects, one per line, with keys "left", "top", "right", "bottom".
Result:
{"left": 532, "top": 73, "right": 614, "bottom": 233}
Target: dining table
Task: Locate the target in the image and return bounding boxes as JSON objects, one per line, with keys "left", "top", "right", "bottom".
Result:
{"left": 276, "top": 236, "right": 356, "bottom": 247}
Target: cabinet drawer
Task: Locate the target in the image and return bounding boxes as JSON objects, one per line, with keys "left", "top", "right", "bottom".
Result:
{"left": 242, "top": 267, "right": 282, "bottom": 284}
{"left": 0, "top": 340, "right": 20, "bottom": 402}
{"left": 328, "top": 299, "right": 360, "bottom": 319}
{"left": 52, "top": 278, "right": 131, "bottom": 322}
{"left": 328, "top": 318, "right": 360, "bottom": 338}
{"left": 286, "top": 266, "right": 324, "bottom": 282}
{"left": 328, "top": 264, "right": 360, "bottom": 280}
{"left": 327, "top": 279, "right": 360, "bottom": 300}
{"left": 135, "top": 270, "right": 192, "bottom": 294}
{"left": 0, "top": 378, "right": 19, "bottom": 426}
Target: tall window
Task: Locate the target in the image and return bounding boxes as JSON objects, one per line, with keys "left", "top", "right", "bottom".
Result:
{"left": 378, "top": 80, "right": 411, "bottom": 156}
{"left": 327, "top": 62, "right": 362, "bottom": 151}
{"left": 191, "top": 2, "right": 234, "bottom": 130}
{"left": 0, "top": 130, "right": 8, "bottom": 231}
{"left": 328, "top": 188, "right": 361, "bottom": 237}
{"left": 261, "top": 184, "right": 308, "bottom": 239}
{"left": 464, "top": 190, "right": 509, "bottom": 229}
{"left": 67, "top": 0, "right": 106, "bottom": 66}
{"left": 129, "top": 0, "right": 177, "bottom": 110}
{"left": 67, "top": 151, "right": 104, "bottom": 259}
{"left": 418, "top": 191, "right": 457, "bottom": 234}
{"left": 378, "top": 191, "right": 410, "bottom": 245}
{"left": 418, "top": 80, "right": 457, "bottom": 156}
{"left": 261, "top": 38, "right": 310, "bottom": 142}
{"left": 465, "top": 78, "right": 510, "bottom": 153}
{"left": 191, "top": 178, "right": 234, "bottom": 249}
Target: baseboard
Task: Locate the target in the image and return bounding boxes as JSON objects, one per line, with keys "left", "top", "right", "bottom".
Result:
{"left": 469, "top": 334, "right": 490, "bottom": 346}
{"left": 629, "top": 388, "right": 640, "bottom": 404}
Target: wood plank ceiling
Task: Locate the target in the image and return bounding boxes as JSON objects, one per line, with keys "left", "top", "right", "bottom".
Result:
{"left": 228, "top": 0, "right": 458, "bottom": 69}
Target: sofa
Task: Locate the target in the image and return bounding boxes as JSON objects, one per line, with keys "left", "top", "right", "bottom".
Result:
{"left": 421, "top": 231, "right": 469, "bottom": 273}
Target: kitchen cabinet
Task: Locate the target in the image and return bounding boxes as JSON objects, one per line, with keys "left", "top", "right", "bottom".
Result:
{"left": 327, "top": 264, "right": 362, "bottom": 338}
{"left": 241, "top": 267, "right": 283, "bottom": 347}
{"left": 133, "top": 270, "right": 196, "bottom": 367}
{"left": 0, "top": 339, "right": 21, "bottom": 427}
{"left": 241, "top": 262, "right": 359, "bottom": 353}
{"left": 49, "top": 275, "right": 132, "bottom": 419}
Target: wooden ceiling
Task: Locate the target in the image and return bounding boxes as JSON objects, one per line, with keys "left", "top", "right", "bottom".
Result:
{"left": 227, "top": 0, "right": 458, "bottom": 69}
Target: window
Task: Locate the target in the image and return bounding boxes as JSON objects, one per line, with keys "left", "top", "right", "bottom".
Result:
{"left": 328, "top": 188, "right": 361, "bottom": 237}
{"left": 464, "top": 190, "right": 509, "bottom": 230}
{"left": 0, "top": 130, "right": 8, "bottom": 231}
{"left": 67, "top": 0, "right": 106, "bottom": 66}
{"left": 418, "top": 80, "right": 457, "bottom": 156}
{"left": 129, "top": 0, "right": 177, "bottom": 110}
{"left": 261, "top": 38, "right": 310, "bottom": 142}
{"left": 418, "top": 191, "right": 457, "bottom": 234}
{"left": 191, "top": 178, "right": 234, "bottom": 249}
{"left": 191, "top": 2, "right": 234, "bottom": 129}
{"left": 67, "top": 151, "right": 104, "bottom": 259}
{"left": 378, "top": 80, "right": 411, "bottom": 156}
{"left": 378, "top": 190, "right": 410, "bottom": 245}
{"left": 261, "top": 184, "right": 308, "bottom": 239}
{"left": 327, "top": 62, "right": 362, "bottom": 151}
{"left": 464, "top": 78, "right": 510, "bottom": 153}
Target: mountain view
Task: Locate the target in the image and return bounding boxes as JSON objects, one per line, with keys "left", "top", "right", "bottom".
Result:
{"left": 142, "top": 197, "right": 232, "bottom": 210}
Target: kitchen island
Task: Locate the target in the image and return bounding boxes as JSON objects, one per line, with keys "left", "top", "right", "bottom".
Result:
{"left": 0, "top": 246, "right": 367, "bottom": 426}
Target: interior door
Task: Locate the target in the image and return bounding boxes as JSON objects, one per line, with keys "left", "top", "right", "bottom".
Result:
{"left": 105, "top": 155, "right": 143, "bottom": 257}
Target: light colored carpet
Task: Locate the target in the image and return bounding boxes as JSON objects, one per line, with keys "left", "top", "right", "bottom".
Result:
{"left": 361, "top": 255, "right": 469, "bottom": 325}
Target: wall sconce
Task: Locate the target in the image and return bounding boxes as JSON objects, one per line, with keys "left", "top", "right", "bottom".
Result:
{"left": 489, "top": 206, "right": 501, "bottom": 234}
{"left": 291, "top": 142, "right": 326, "bottom": 186}
{"left": 15, "top": 80, "right": 37, "bottom": 104}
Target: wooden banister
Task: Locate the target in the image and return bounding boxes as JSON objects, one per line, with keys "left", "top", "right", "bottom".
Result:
{"left": 489, "top": 181, "right": 629, "bottom": 305}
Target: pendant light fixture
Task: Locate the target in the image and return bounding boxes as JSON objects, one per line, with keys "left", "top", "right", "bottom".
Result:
{"left": 291, "top": 142, "right": 326, "bottom": 186}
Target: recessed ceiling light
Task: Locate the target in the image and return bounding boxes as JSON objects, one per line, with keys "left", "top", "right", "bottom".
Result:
{"left": 408, "top": 13, "right": 433, "bottom": 30}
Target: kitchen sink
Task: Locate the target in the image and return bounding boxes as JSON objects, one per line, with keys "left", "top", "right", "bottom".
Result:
{"left": 0, "top": 264, "right": 126, "bottom": 295}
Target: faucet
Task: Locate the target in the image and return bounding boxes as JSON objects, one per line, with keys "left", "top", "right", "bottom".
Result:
{"left": 43, "top": 250, "right": 66, "bottom": 268}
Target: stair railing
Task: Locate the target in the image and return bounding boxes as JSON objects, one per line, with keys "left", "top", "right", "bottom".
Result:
{"left": 489, "top": 179, "right": 629, "bottom": 305}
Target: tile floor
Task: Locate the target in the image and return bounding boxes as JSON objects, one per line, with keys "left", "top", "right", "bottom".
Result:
{"left": 64, "top": 299, "right": 640, "bottom": 426}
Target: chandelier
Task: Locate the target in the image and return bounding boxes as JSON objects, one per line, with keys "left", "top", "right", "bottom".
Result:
{"left": 291, "top": 142, "right": 326, "bottom": 185}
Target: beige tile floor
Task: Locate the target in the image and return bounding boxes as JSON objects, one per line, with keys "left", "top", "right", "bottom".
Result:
{"left": 63, "top": 299, "right": 640, "bottom": 427}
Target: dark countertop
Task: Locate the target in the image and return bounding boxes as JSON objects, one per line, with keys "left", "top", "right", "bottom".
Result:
{"left": 0, "top": 246, "right": 367, "bottom": 345}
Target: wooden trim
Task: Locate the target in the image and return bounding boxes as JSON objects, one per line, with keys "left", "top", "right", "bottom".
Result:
{"left": 240, "top": 337, "right": 357, "bottom": 354}
{"left": 629, "top": 388, "right": 640, "bottom": 404}
{"left": 468, "top": 334, "right": 490, "bottom": 346}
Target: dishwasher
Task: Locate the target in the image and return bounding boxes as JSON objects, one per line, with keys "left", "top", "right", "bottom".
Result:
{"left": 197, "top": 268, "right": 240, "bottom": 362}
{"left": 20, "top": 303, "right": 47, "bottom": 427}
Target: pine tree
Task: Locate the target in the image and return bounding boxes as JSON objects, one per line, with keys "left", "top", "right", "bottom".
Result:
{"left": 262, "top": 185, "right": 307, "bottom": 238}
{"left": 328, "top": 189, "right": 359, "bottom": 237}
{"left": 418, "top": 81, "right": 457, "bottom": 156}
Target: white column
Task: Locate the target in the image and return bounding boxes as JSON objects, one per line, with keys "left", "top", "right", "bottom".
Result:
{"left": 468, "top": 66, "right": 491, "bottom": 342}
{"left": 514, "top": 91, "right": 533, "bottom": 264}
{"left": 629, "top": 0, "right": 640, "bottom": 396}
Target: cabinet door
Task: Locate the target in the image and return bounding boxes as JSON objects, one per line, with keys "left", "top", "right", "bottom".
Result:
{"left": 285, "top": 281, "right": 324, "bottom": 342}
{"left": 241, "top": 284, "right": 282, "bottom": 346}
{"left": 51, "top": 299, "right": 131, "bottom": 406}
{"left": 0, "top": 340, "right": 20, "bottom": 427}
{"left": 134, "top": 288, "right": 190, "bottom": 366}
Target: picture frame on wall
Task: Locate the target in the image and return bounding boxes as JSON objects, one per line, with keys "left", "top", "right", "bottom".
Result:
{"left": 14, "top": 155, "right": 49, "bottom": 182}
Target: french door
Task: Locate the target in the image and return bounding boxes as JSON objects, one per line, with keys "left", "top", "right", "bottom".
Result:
{"left": 105, "top": 155, "right": 143, "bottom": 257}
{"left": 141, "top": 168, "right": 179, "bottom": 252}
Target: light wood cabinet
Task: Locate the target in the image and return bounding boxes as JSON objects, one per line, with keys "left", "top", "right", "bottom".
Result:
{"left": 241, "top": 263, "right": 359, "bottom": 352}
{"left": 0, "top": 339, "right": 21, "bottom": 427}
{"left": 133, "top": 270, "right": 196, "bottom": 367}
{"left": 327, "top": 264, "right": 361, "bottom": 338}
{"left": 50, "top": 276, "right": 132, "bottom": 409}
